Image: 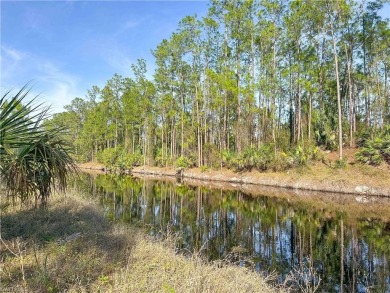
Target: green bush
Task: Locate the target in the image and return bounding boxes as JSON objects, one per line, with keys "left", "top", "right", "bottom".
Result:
{"left": 219, "top": 144, "right": 324, "bottom": 172}
{"left": 268, "top": 152, "right": 293, "bottom": 172}
{"left": 97, "top": 148, "right": 143, "bottom": 170}
{"left": 313, "top": 110, "right": 338, "bottom": 151}
{"left": 154, "top": 148, "right": 164, "bottom": 167}
{"left": 221, "top": 150, "right": 235, "bottom": 169}
{"left": 287, "top": 145, "right": 323, "bottom": 167}
{"left": 174, "top": 156, "right": 195, "bottom": 169}
{"left": 97, "top": 148, "right": 120, "bottom": 168}
{"left": 247, "top": 145, "right": 274, "bottom": 171}
{"left": 222, "top": 145, "right": 274, "bottom": 172}
{"left": 290, "top": 146, "right": 308, "bottom": 166}
{"left": 356, "top": 127, "right": 390, "bottom": 166}
{"left": 203, "top": 143, "right": 220, "bottom": 168}
{"left": 356, "top": 139, "right": 385, "bottom": 166}
{"left": 200, "top": 165, "right": 210, "bottom": 172}
{"left": 356, "top": 130, "right": 371, "bottom": 148}
{"left": 154, "top": 148, "right": 173, "bottom": 167}
{"left": 117, "top": 149, "right": 143, "bottom": 170}
{"left": 334, "top": 158, "right": 347, "bottom": 169}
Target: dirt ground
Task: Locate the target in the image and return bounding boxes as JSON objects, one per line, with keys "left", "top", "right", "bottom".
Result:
{"left": 78, "top": 161, "right": 105, "bottom": 169}
{"left": 324, "top": 147, "right": 357, "bottom": 162}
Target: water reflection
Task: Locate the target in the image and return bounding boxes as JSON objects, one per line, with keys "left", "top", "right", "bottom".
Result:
{"left": 72, "top": 173, "right": 390, "bottom": 292}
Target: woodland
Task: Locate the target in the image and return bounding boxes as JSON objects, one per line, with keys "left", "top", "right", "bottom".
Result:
{"left": 46, "top": 0, "right": 390, "bottom": 171}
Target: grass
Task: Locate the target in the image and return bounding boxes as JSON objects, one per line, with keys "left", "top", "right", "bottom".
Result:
{"left": 1, "top": 193, "right": 280, "bottom": 293}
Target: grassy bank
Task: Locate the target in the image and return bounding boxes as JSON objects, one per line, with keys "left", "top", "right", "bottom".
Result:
{"left": 1, "top": 193, "right": 279, "bottom": 293}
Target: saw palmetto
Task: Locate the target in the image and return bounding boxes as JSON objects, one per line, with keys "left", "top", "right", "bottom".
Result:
{"left": 0, "top": 86, "right": 77, "bottom": 205}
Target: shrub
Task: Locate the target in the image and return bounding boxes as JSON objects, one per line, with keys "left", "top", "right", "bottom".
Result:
{"left": 154, "top": 148, "right": 173, "bottom": 167}
{"left": 220, "top": 144, "right": 323, "bottom": 172}
{"left": 97, "top": 148, "right": 120, "bottom": 168}
{"left": 289, "top": 145, "right": 323, "bottom": 167}
{"left": 220, "top": 150, "right": 235, "bottom": 169}
{"left": 309, "top": 146, "right": 324, "bottom": 161}
{"left": 174, "top": 156, "right": 195, "bottom": 169}
{"left": 356, "top": 127, "right": 390, "bottom": 166}
{"left": 117, "top": 149, "right": 143, "bottom": 170}
{"left": 290, "top": 146, "right": 308, "bottom": 167}
{"left": 203, "top": 143, "right": 220, "bottom": 168}
{"left": 356, "top": 130, "right": 371, "bottom": 148}
{"left": 269, "top": 152, "right": 293, "bottom": 172}
{"left": 249, "top": 145, "right": 274, "bottom": 171}
{"left": 223, "top": 146, "right": 274, "bottom": 172}
{"left": 313, "top": 110, "right": 338, "bottom": 151}
{"left": 356, "top": 139, "right": 385, "bottom": 166}
{"left": 200, "top": 165, "right": 210, "bottom": 172}
{"left": 334, "top": 158, "right": 347, "bottom": 169}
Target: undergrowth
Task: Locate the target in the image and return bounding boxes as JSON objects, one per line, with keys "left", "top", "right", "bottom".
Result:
{"left": 221, "top": 145, "right": 323, "bottom": 172}
{"left": 356, "top": 126, "right": 390, "bottom": 166}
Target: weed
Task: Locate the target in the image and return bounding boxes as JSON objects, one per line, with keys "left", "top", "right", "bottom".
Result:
{"left": 334, "top": 158, "right": 347, "bottom": 169}
{"left": 285, "top": 258, "right": 321, "bottom": 293}
{"left": 200, "top": 165, "right": 210, "bottom": 172}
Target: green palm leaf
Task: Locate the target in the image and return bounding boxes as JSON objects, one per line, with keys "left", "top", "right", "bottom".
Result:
{"left": 0, "top": 86, "right": 78, "bottom": 205}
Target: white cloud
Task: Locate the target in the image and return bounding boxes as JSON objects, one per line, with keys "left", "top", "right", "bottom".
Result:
{"left": 81, "top": 36, "right": 134, "bottom": 75}
{"left": 1, "top": 45, "right": 82, "bottom": 113}
{"left": 36, "top": 62, "right": 82, "bottom": 112}
{"left": 122, "top": 20, "right": 139, "bottom": 31}
{"left": 103, "top": 49, "right": 133, "bottom": 75}
{"left": 1, "top": 45, "right": 25, "bottom": 61}
{"left": 112, "top": 20, "right": 140, "bottom": 38}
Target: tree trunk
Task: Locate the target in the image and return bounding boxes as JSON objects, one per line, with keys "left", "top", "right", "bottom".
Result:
{"left": 346, "top": 44, "right": 355, "bottom": 147}
{"left": 308, "top": 93, "right": 312, "bottom": 141}
{"left": 296, "top": 39, "right": 302, "bottom": 144}
{"left": 236, "top": 42, "right": 241, "bottom": 153}
{"left": 332, "top": 29, "right": 343, "bottom": 160}
{"left": 180, "top": 79, "right": 184, "bottom": 157}
{"left": 196, "top": 85, "right": 201, "bottom": 166}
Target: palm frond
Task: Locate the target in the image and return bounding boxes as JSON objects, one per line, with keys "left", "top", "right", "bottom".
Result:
{"left": 0, "top": 86, "right": 78, "bottom": 205}
{"left": 0, "top": 86, "right": 49, "bottom": 151}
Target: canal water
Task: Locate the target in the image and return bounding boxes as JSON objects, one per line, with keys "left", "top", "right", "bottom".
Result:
{"left": 74, "top": 173, "right": 390, "bottom": 292}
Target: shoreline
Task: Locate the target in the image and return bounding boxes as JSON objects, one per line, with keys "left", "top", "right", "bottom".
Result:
{"left": 78, "top": 162, "right": 390, "bottom": 197}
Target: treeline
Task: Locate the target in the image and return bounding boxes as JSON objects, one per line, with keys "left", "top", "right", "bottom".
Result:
{"left": 47, "top": 0, "right": 390, "bottom": 170}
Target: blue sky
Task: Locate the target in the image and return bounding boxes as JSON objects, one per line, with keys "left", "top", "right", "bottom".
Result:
{"left": 1, "top": 0, "right": 209, "bottom": 112}
{"left": 1, "top": 1, "right": 389, "bottom": 113}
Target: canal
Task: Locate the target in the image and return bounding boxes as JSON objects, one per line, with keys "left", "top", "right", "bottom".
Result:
{"left": 73, "top": 173, "right": 390, "bottom": 292}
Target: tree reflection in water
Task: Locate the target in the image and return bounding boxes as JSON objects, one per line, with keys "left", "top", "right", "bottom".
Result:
{"left": 72, "top": 174, "right": 390, "bottom": 292}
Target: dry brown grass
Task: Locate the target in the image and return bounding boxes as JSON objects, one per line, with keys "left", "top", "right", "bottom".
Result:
{"left": 1, "top": 193, "right": 280, "bottom": 293}
{"left": 106, "top": 237, "right": 279, "bottom": 293}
